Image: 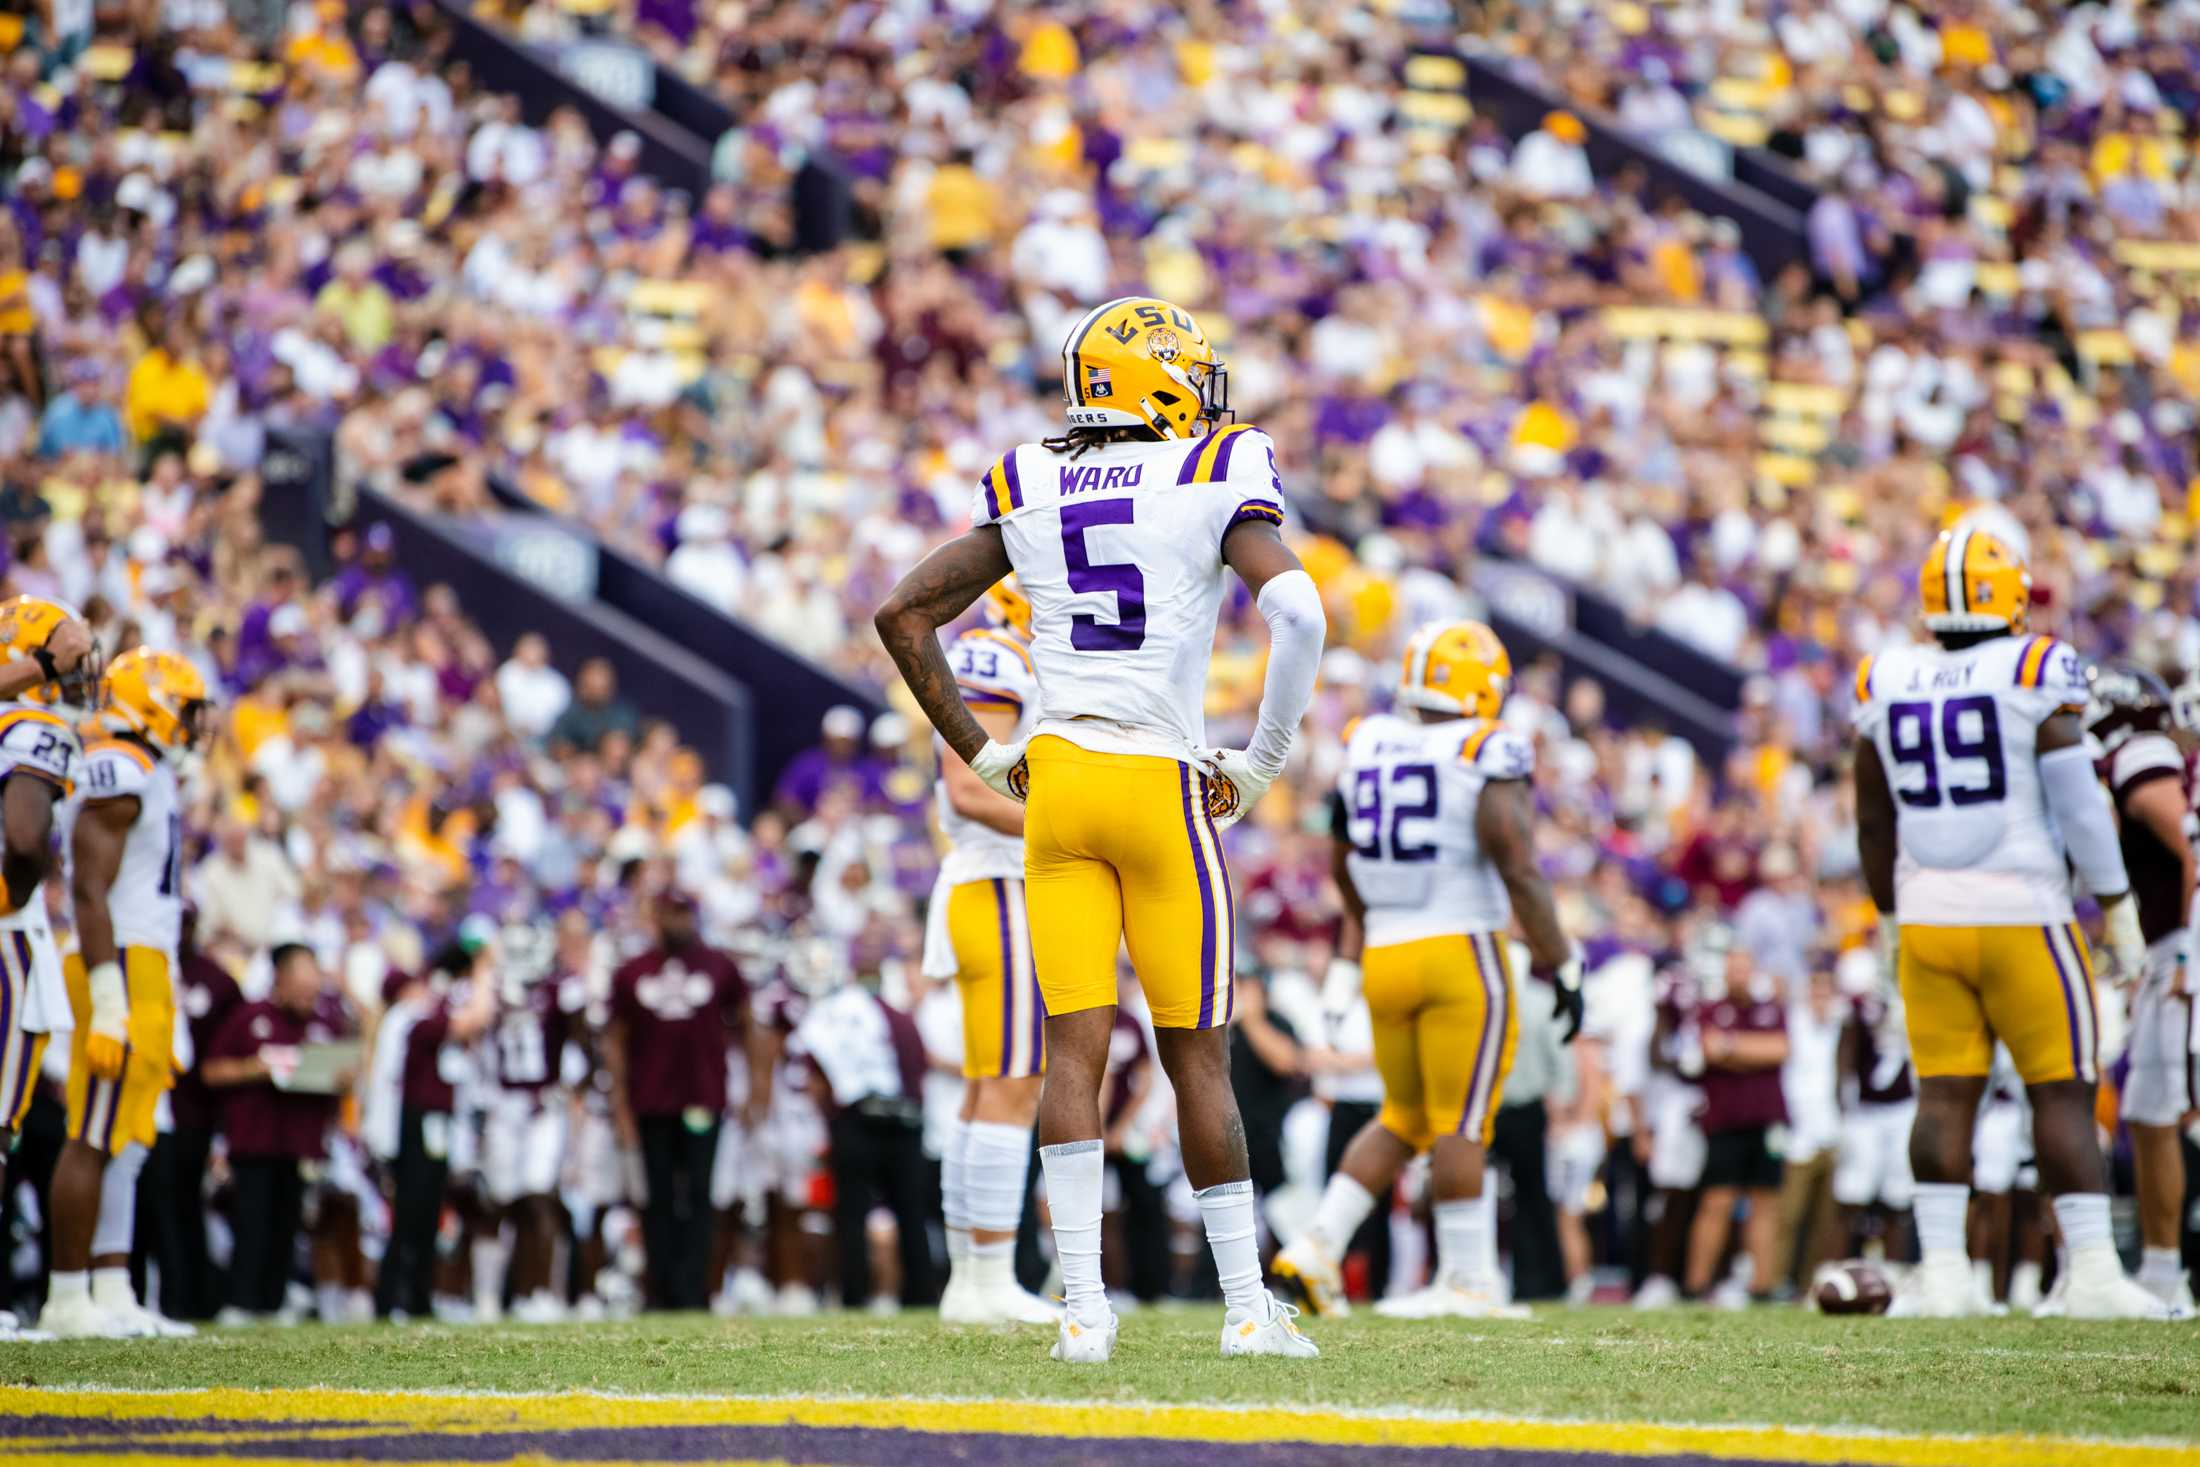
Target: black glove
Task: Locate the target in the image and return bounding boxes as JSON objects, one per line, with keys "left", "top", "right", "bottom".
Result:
{"left": 1539, "top": 954, "right": 1584, "bottom": 1044}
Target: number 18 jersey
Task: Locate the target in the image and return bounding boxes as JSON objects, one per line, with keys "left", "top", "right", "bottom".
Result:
{"left": 1337, "top": 712, "right": 1533, "bottom": 948}
{"left": 60, "top": 738, "right": 183, "bottom": 955}
{"left": 971, "top": 424, "right": 1286, "bottom": 761}
{"left": 1853, "top": 634, "right": 2086, "bottom": 926}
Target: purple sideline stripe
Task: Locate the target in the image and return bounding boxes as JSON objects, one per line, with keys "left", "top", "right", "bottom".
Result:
{"left": 1458, "top": 935, "right": 1502, "bottom": 1135}
{"left": 1178, "top": 762, "right": 1218, "bottom": 1029}
{"left": 2042, "top": 925, "right": 2086, "bottom": 1082}
{"left": 48, "top": 1419, "right": 1819, "bottom": 1464}
{"left": 1199, "top": 776, "right": 1236, "bottom": 1025}
{"left": 992, "top": 878, "right": 1015, "bottom": 1074}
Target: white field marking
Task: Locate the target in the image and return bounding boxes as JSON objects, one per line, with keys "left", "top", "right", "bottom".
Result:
{"left": 20, "top": 1381, "right": 2200, "bottom": 1454}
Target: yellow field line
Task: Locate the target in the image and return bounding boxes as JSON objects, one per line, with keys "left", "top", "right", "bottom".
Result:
{"left": 7, "top": 1386, "right": 2198, "bottom": 1467}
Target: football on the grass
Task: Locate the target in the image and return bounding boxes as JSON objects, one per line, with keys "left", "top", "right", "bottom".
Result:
{"left": 1812, "top": 1261, "right": 1894, "bottom": 1315}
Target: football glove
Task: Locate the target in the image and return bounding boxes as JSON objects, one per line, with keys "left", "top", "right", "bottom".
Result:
{"left": 1319, "top": 957, "right": 1363, "bottom": 1019}
{"left": 1538, "top": 953, "right": 1585, "bottom": 1044}
{"left": 2102, "top": 895, "right": 2147, "bottom": 982}
{"left": 85, "top": 960, "right": 128, "bottom": 1081}
{"left": 1198, "top": 747, "right": 1281, "bottom": 832}
{"left": 968, "top": 737, "right": 1030, "bottom": 803}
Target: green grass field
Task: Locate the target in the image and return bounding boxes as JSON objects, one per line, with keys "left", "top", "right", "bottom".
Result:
{"left": 9, "top": 1308, "right": 2200, "bottom": 1444}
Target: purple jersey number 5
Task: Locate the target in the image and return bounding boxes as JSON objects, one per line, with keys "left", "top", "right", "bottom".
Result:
{"left": 1060, "top": 500, "right": 1145, "bottom": 651}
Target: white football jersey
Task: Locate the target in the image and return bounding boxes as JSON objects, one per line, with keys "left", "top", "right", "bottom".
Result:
{"left": 937, "top": 626, "right": 1038, "bottom": 885}
{"left": 0, "top": 703, "right": 79, "bottom": 932}
{"left": 60, "top": 737, "right": 183, "bottom": 955}
{"left": 1854, "top": 633, "right": 2087, "bottom": 926}
{"left": 972, "top": 424, "right": 1287, "bottom": 760}
{"left": 1336, "top": 712, "right": 1532, "bottom": 947}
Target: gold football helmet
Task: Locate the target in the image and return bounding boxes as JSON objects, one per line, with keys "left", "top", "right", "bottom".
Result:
{"left": 1060, "top": 296, "right": 1228, "bottom": 440}
{"left": 1397, "top": 619, "right": 1512, "bottom": 720}
{"left": 1919, "top": 526, "right": 2029, "bottom": 635}
{"left": 0, "top": 595, "right": 100, "bottom": 710}
{"left": 982, "top": 575, "right": 1032, "bottom": 640}
{"left": 102, "top": 646, "right": 210, "bottom": 751}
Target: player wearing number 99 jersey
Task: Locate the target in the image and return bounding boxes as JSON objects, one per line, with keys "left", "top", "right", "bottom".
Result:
{"left": 876, "top": 295, "right": 1329, "bottom": 1363}
{"left": 1852, "top": 524, "right": 2168, "bottom": 1320}
{"left": 1272, "top": 621, "right": 1578, "bottom": 1321}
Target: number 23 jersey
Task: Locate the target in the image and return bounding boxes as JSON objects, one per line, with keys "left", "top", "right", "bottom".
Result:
{"left": 1336, "top": 712, "right": 1533, "bottom": 947}
{"left": 971, "top": 424, "right": 1286, "bottom": 761}
{"left": 1853, "top": 634, "right": 2085, "bottom": 926}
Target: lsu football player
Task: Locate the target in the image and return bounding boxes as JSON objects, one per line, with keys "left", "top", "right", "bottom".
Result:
{"left": 1272, "top": 622, "right": 1579, "bottom": 1319}
{"left": 922, "top": 578, "right": 1057, "bottom": 1326}
{"left": 1853, "top": 527, "right": 2168, "bottom": 1318}
{"left": 42, "top": 648, "right": 207, "bottom": 1339}
{"left": 2083, "top": 664, "right": 2197, "bottom": 1312}
{"left": 876, "top": 296, "right": 1327, "bottom": 1362}
{"left": 0, "top": 596, "right": 97, "bottom": 1334}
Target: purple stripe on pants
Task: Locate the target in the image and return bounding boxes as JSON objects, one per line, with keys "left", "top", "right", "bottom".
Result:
{"left": 0, "top": 929, "right": 15, "bottom": 1123}
{"left": 1458, "top": 936, "right": 1501, "bottom": 1135}
{"left": 992, "top": 879, "right": 1014, "bottom": 1074}
{"left": 2067, "top": 923, "right": 2099, "bottom": 1081}
{"left": 1199, "top": 786, "right": 1235, "bottom": 1025}
{"left": 1177, "top": 763, "right": 1218, "bottom": 1029}
{"left": 2043, "top": 926, "right": 2085, "bottom": 1082}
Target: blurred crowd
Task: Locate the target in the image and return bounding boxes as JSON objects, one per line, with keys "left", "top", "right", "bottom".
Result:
{"left": 0, "top": 0, "right": 2196, "bottom": 1323}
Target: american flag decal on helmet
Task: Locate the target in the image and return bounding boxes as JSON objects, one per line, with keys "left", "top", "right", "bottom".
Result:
{"left": 1084, "top": 365, "right": 1113, "bottom": 399}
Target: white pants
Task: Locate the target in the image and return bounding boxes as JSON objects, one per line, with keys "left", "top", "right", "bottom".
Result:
{"left": 2122, "top": 936, "right": 2194, "bottom": 1128}
{"left": 1547, "top": 1124, "right": 1606, "bottom": 1212}
{"left": 1646, "top": 1077, "right": 1706, "bottom": 1191}
{"left": 1972, "top": 1092, "right": 2034, "bottom": 1194}
{"left": 482, "top": 1092, "right": 568, "bottom": 1204}
{"left": 1832, "top": 1100, "right": 1916, "bottom": 1208}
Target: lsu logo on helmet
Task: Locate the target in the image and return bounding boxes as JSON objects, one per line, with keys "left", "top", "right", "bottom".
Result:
{"left": 1918, "top": 525, "right": 2029, "bottom": 635}
{"left": 0, "top": 594, "right": 99, "bottom": 711}
{"left": 1061, "top": 297, "right": 1229, "bottom": 441}
{"left": 1397, "top": 620, "right": 1512, "bottom": 721}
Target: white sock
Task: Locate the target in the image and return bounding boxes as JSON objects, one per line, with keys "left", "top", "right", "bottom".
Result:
{"left": 1913, "top": 1182, "right": 1970, "bottom": 1260}
{"left": 49, "top": 1270, "right": 88, "bottom": 1304}
{"left": 1040, "top": 1140, "right": 1106, "bottom": 1322}
{"left": 2053, "top": 1193, "right": 2113, "bottom": 1257}
{"left": 1478, "top": 1188, "right": 1501, "bottom": 1284}
{"left": 1305, "top": 1174, "right": 1376, "bottom": 1260}
{"left": 1434, "top": 1197, "right": 1489, "bottom": 1287}
{"left": 2140, "top": 1246, "right": 2187, "bottom": 1288}
{"left": 1196, "top": 1179, "right": 1265, "bottom": 1316}
{"left": 316, "top": 1283, "right": 347, "bottom": 1323}
{"left": 472, "top": 1234, "right": 509, "bottom": 1312}
{"left": 94, "top": 1144, "right": 145, "bottom": 1258}
{"left": 969, "top": 1236, "right": 1014, "bottom": 1287}
{"left": 964, "top": 1120, "right": 1032, "bottom": 1235}
{"left": 942, "top": 1118, "right": 972, "bottom": 1268}
{"left": 91, "top": 1266, "right": 136, "bottom": 1312}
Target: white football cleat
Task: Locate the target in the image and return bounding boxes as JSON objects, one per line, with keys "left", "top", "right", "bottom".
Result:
{"left": 1631, "top": 1275, "right": 1680, "bottom": 1310}
{"left": 1270, "top": 1236, "right": 1345, "bottom": 1317}
{"left": 118, "top": 1301, "right": 196, "bottom": 1338}
{"left": 1905, "top": 1255, "right": 1981, "bottom": 1319}
{"left": 973, "top": 1282, "right": 1061, "bottom": 1326}
{"left": 1220, "top": 1292, "right": 1318, "bottom": 1358}
{"left": 0, "top": 1310, "right": 53, "bottom": 1342}
{"left": 2139, "top": 1274, "right": 2196, "bottom": 1317}
{"left": 511, "top": 1290, "right": 568, "bottom": 1326}
{"left": 2065, "top": 1268, "right": 2183, "bottom": 1321}
{"left": 40, "top": 1292, "right": 131, "bottom": 1339}
{"left": 1375, "top": 1276, "right": 1531, "bottom": 1320}
{"left": 936, "top": 1273, "right": 983, "bottom": 1324}
{"left": 1049, "top": 1308, "right": 1119, "bottom": 1364}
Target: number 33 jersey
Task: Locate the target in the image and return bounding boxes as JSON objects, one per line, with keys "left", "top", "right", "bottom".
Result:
{"left": 971, "top": 425, "right": 1286, "bottom": 761}
{"left": 59, "top": 739, "right": 183, "bottom": 955}
{"left": 1336, "top": 713, "right": 1533, "bottom": 947}
{"left": 1853, "top": 634, "right": 2086, "bottom": 926}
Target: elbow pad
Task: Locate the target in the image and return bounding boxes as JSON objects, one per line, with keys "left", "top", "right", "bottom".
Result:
{"left": 1246, "top": 570, "right": 1326, "bottom": 774}
{"left": 2038, "top": 744, "right": 2130, "bottom": 899}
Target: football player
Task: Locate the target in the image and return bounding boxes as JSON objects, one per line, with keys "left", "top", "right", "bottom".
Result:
{"left": 474, "top": 920, "right": 583, "bottom": 1324}
{"left": 923, "top": 578, "right": 1056, "bottom": 1326}
{"left": 2085, "top": 663, "right": 2196, "bottom": 1312}
{"left": 0, "top": 597, "right": 98, "bottom": 1338}
{"left": 875, "top": 296, "right": 1328, "bottom": 1362}
{"left": 1853, "top": 526, "right": 2167, "bottom": 1318}
{"left": 1831, "top": 947, "right": 1916, "bottom": 1262}
{"left": 44, "top": 649, "right": 207, "bottom": 1340}
{"left": 1271, "top": 622, "right": 1579, "bottom": 1319}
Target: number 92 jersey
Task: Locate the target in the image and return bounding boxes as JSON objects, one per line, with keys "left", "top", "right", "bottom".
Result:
{"left": 971, "top": 425, "right": 1286, "bottom": 760}
{"left": 1335, "top": 712, "right": 1533, "bottom": 948}
{"left": 1853, "top": 634, "right": 2086, "bottom": 926}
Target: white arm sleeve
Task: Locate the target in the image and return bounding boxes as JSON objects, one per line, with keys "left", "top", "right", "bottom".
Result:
{"left": 1245, "top": 569, "right": 1326, "bottom": 775}
{"left": 2038, "top": 743, "right": 2131, "bottom": 898}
